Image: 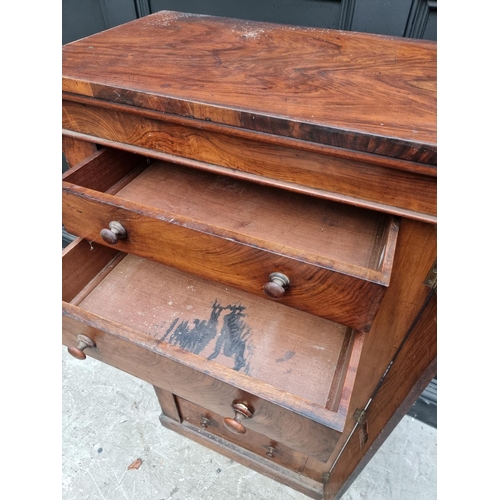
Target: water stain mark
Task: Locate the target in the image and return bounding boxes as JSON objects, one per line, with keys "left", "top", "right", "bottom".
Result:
{"left": 163, "top": 300, "right": 254, "bottom": 373}
{"left": 276, "top": 350, "right": 296, "bottom": 363}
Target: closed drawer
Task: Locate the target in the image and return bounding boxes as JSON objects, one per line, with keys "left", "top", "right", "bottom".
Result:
{"left": 62, "top": 147, "right": 399, "bottom": 332}
{"left": 174, "top": 397, "right": 309, "bottom": 473}
{"left": 62, "top": 239, "right": 365, "bottom": 462}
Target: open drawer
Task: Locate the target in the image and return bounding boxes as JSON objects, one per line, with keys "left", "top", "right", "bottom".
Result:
{"left": 62, "top": 239, "right": 365, "bottom": 463}
{"left": 62, "top": 147, "right": 399, "bottom": 332}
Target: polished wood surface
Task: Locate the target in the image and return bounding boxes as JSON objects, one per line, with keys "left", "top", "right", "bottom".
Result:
{"left": 62, "top": 135, "right": 96, "bottom": 168}
{"left": 62, "top": 147, "right": 148, "bottom": 194}
{"left": 62, "top": 149, "right": 399, "bottom": 331}
{"left": 325, "top": 290, "right": 437, "bottom": 499}
{"left": 300, "top": 217, "right": 437, "bottom": 481}
{"left": 176, "top": 396, "right": 309, "bottom": 473}
{"left": 76, "top": 253, "right": 351, "bottom": 407}
{"left": 62, "top": 12, "right": 437, "bottom": 498}
{"left": 62, "top": 240, "right": 364, "bottom": 462}
{"left": 65, "top": 149, "right": 396, "bottom": 274}
{"left": 62, "top": 90, "right": 436, "bottom": 223}
{"left": 62, "top": 308, "right": 342, "bottom": 462}
{"left": 62, "top": 11, "right": 436, "bottom": 164}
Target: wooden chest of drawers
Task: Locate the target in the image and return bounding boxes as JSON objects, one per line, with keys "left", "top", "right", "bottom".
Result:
{"left": 62, "top": 11, "right": 436, "bottom": 499}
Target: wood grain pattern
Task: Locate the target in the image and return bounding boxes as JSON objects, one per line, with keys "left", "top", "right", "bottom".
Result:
{"left": 62, "top": 237, "right": 119, "bottom": 303}
{"left": 62, "top": 11, "right": 436, "bottom": 164}
{"left": 62, "top": 149, "right": 399, "bottom": 331}
{"left": 62, "top": 186, "right": 392, "bottom": 332}
{"left": 62, "top": 309, "right": 341, "bottom": 462}
{"left": 62, "top": 147, "right": 148, "bottom": 193}
{"left": 153, "top": 386, "right": 180, "bottom": 423}
{"left": 62, "top": 100, "right": 437, "bottom": 221}
{"left": 117, "top": 161, "right": 390, "bottom": 273}
{"left": 62, "top": 135, "right": 97, "bottom": 168}
{"left": 67, "top": 148, "right": 396, "bottom": 275}
{"left": 176, "top": 396, "right": 309, "bottom": 473}
{"left": 61, "top": 13, "right": 437, "bottom": 497}
{"left": 77, "top": 253, "right": 350, "bottom": 406}
{"left": 62, "top": 241, "right": 364, "bottom": 462}
{"left": 325, "top": 290, "right": 437, "bottom": 499}
{"left": 300, "top": 217, "right": 437, "bottom": 481}
{"left": 63, "top": 93, "right": 436, "bottom": 177}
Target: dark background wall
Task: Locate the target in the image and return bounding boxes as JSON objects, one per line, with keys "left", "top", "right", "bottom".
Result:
{"left": 62, "top": 0, "right": 436, "bottom": 45}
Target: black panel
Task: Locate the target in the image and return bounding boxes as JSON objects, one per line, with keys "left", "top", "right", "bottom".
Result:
{"left": 62, "top": 0, "right": 137, "bottom": 44}
{"left": 422, "top": 8, "right": 436, "bottom": 41}
{"left": 101, "top": 0, "right": 138, "bottom": 28}
{"left": 63, "top": 0, "right": 107, "bottom": 44}
{"left": 351, "top": 0, "right": 415, "bottom": 37}
{"left": 149, "top": 0, "right": 343, "bottom": 29}
{"left": 404, "top": 0, "right": 437, "bottom": 40}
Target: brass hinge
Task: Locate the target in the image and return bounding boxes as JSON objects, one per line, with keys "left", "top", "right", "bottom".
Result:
{"left": 423, "top": 259, "right": 437, "bottom": 289}
{"left": 353, "top": 408, "right": 366, "bottom": 425}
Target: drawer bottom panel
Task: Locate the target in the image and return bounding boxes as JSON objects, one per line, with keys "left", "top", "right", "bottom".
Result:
{"left": 63, "top": 239, "right": 365, "bottom": 462}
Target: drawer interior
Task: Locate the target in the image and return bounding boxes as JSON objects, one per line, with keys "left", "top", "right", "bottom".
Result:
{"left": 63, "top": 147, "right": 398, "bottom": 284}
{"left": 63, "top": 239, "right": 364, "bottom": 421}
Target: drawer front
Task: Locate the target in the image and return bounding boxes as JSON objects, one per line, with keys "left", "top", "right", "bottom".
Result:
{"left": 62, "top": 98, "right": 437, "bottom": 222}
{"left": 175, "top": 397, "right": 309, "bottom": 473}
{"left": 62, "top": 307, "right": 340, "bottom": 463}
{"left": 62, "top": 150, "right": 399, "bottom": 332}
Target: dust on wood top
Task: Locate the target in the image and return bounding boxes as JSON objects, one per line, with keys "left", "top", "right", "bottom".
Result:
{"left": 62, "top": 11, "right": 436, "bottom": 165}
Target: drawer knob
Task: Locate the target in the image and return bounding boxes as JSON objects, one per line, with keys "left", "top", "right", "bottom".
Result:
{"left": 266, "top": 446, "right": 276, "bottom": 459}
{"left": 100, "top": 221, "right": 127, "bottom": 245}
{"left": 223, "top": 402, "right": 253, "bottom": 434}
{"left": 264, "top": 272, "right": 290, "bottom": 299}
{"left": 67, "top": 334, "right": 95, "bottom": 360}
{"left": 200, "top": 417, "right": 211, "bottom": 429}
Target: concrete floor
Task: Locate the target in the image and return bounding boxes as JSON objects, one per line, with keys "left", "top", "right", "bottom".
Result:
{"left": 62, "top": 347, "right": 436, "bottom": 499}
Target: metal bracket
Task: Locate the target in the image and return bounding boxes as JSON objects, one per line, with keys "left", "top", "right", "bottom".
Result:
{"left": 423, "top": 259, "right": 437, "bottom": 289}
{"left": 353, "top": 408, "right": 366, "bottom": 425}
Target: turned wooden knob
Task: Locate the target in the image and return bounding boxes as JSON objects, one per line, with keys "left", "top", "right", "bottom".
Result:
{"left": 223, "top": 402, "right": 253, "bottom": 434}
{"left": 263, "top": 272, "right": 290, "bottom": 299}
{"left": 100, "top": 221, "right": 127, "bottom": 245}
{"left": 67, "top": 334, "right": 96, "bottom": 360}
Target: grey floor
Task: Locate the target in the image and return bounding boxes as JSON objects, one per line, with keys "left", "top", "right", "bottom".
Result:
{"left": 62, "top": 347, "right": 436, "bottom": 499}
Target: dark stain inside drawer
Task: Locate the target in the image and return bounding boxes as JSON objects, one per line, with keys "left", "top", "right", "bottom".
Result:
{"left": 77, "top": 253, "right": 352, "bottom": 410}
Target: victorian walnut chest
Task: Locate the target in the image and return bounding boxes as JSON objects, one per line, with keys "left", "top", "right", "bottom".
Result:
{"left": 62, "top": 11, "right": 436, "bottom": 499}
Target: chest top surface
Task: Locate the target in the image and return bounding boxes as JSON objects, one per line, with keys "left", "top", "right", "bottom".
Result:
{"left": 62, "top": 11, "right": 436, "bottom": 166}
